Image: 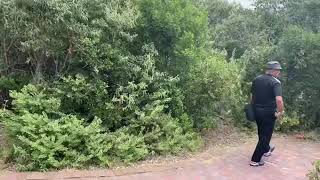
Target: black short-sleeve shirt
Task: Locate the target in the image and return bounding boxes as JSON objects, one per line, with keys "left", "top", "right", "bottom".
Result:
{"left": 251, "top": 74, "right": 282, "bottom": 109}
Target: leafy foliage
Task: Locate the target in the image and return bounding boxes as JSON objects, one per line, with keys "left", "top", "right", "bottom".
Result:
{"left": 2, "top": 81, "right": 201, "bottom": 170}
{"left": 275, "top": 112, "right": 300, "bottom": 133}
{"left": 184, "top": 52, "right": 244, "bottom": 129}
{"left": 136, "top": 0, "right": 209, "bottom": 76}
{"left": 2, "top": 85, "right": 113, "bottom": 170}
{"left": 1, "top": 0, "right": 319, "bottom": 172}
{"left": 309, "top": 160, "right": 320, "bottom": 180}
{"left": 276, "top": 26, "right": 320, "bottom": 128}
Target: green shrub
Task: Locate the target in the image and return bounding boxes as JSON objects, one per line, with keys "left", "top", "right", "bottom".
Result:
{"left": 0, "top": 77, "right": 21, "bottom": 91}
{"left": 184, "top": 52, "right": 245, "bottom": 129}
{"left": 1, "top": 85, "right": 148, "bottom": 171}
{"left": 130, "top": 107, "right": 202, "bottom": 155}
{"left": 309, "top": 160, "right": 320, "bottom": 180}
{"left": 154, "top": 115, "right": 202, "bottom": 154}
{"left": 136, "top": 0, "right": 209, "bottom": 76}
{"left": 110, "top": 128, "right": 148, "bottom": 164}
{"left": 277, "top": 26, "right": 320, "bottom": 129}
{"left": 53, "top": 47, "right": 186, "bottom": 130}
{"left": 2, "top": 82, "right": 201, "bottom": 171}
{"left": 275, "top": 113, "right": 300, "bottom": 133}
{"left": 53, "top": 74, "right": 112, "bottom": 125}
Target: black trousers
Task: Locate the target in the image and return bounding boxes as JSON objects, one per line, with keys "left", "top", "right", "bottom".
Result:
{"left": 251, "top": 107, "right": 276, "bottom": 162}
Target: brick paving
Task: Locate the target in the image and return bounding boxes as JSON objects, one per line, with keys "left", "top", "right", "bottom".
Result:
{"left": 0, "top": 136, "right": 319, "bottom": 180}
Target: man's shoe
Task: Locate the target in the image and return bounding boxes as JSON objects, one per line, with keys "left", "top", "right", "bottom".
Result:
{"left": 250, "top": 160, "right": 265, "bottom": 167}
{"left": 263, "top": 145, "right": 275, "bottom": 157}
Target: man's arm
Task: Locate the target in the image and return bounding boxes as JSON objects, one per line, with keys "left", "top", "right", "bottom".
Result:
{"left": 276, "top": 96, "right": 284, "bottom": 112}
{"left": 273, "top": 82, "right": 284, "bottom": 118}
{"left": 276, "top": 96, "right": 284, "bottom": 113}
{"left": 275, "top": 96, "right": 284, "bottom": 119}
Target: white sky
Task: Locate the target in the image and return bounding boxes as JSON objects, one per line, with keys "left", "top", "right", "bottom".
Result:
{"left": 227, "top": 0, "right": 255, "bottom": 8}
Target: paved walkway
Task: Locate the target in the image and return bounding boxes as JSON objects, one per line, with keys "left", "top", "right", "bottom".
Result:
{"left": 0, "top": 135, "right": 319, "bottom": 180}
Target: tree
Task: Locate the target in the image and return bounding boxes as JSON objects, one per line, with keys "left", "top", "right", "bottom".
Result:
{"left": 277, "top": 26, "right": 320, "bottom": 128}
{"left": 135, "top": 0, "right": 209, "bottom": 77}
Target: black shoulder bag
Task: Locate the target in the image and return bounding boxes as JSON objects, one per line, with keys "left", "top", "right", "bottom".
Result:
{"left": 244, "top": 104, "right": 255, "bottom": 122}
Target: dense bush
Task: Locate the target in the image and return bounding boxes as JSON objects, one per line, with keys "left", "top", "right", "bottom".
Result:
{"left": 184, "top": 52, "right": 245, "bottom": 129}
{"left": 276, "top": 26, "right": 320, "bottom": 129}
{"left": 136, "top": 0, "right": 209, "bottom": 76}
{"left": 1, "top": 0, "right": 319, "bottom": 172}
{"left": 1, "top": 82, "right": 201, "bottom": 171}
{"left": 275, "top": 112, "right": 300, "bottom": 133}
{"left": 0, "top": 0, "right": 215, "bottom": 171}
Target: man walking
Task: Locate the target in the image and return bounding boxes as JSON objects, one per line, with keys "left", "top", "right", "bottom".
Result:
{"left": 250, "top": 61, "right": 285, "bottom": 166}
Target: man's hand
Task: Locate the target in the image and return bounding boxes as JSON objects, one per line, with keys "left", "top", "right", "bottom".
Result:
{"left": 275, "top": 111, "right": 285, "bottom": 120}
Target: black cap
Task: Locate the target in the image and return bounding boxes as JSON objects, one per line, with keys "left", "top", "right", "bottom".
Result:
{"left": 266, "top": 61, "right": 282, "bottom": 70}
